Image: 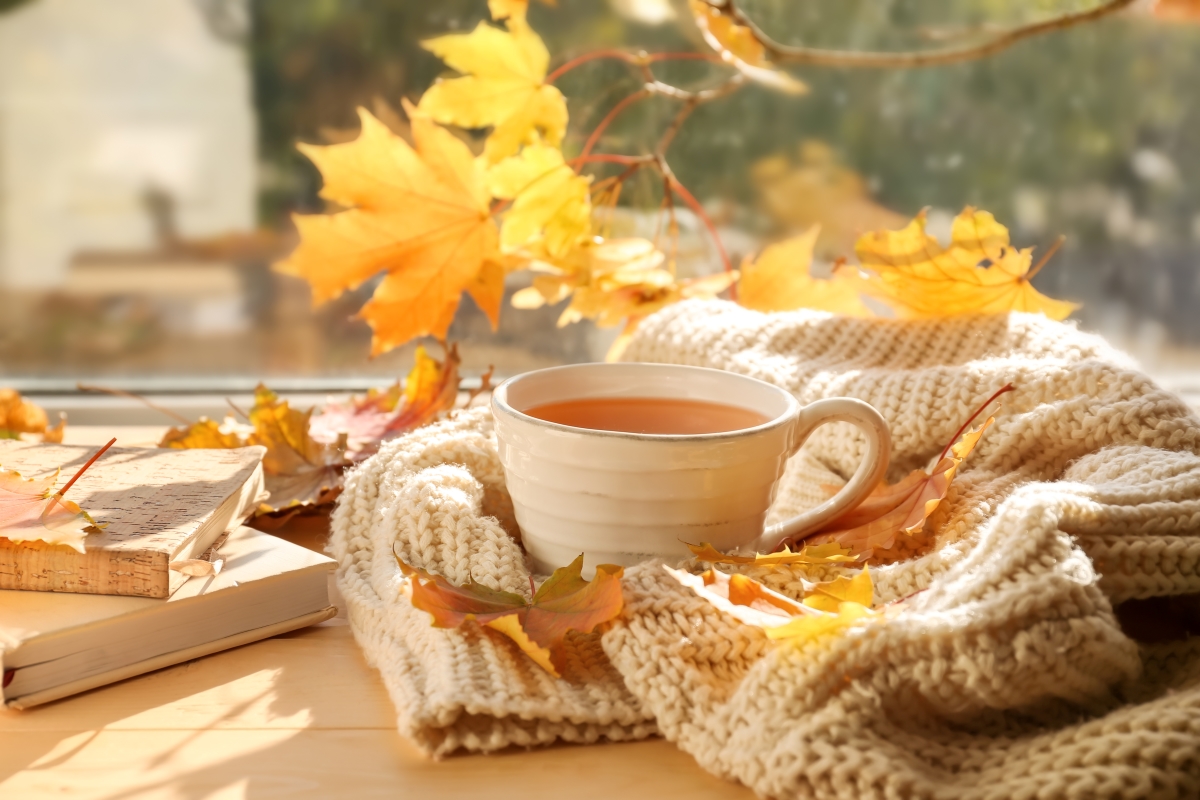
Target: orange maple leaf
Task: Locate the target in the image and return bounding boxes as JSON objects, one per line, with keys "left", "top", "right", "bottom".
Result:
{"left": 276, "top": 104, "right": 499, "bottom": 356}
{"left": 399, "top": 554, "right": 624, "bottom": 677}
{"left": 802, "top": 385, "right": 1013, "bottom": 558}
{"left": 854, "top": 207, "right": 1077, "bottom": 320}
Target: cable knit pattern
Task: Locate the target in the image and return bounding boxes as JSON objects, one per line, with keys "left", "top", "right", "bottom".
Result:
{"left": 330, "top": 300, "right": 1200, "bottom": 797}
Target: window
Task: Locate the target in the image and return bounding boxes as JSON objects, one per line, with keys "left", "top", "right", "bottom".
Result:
{"left": 1, "top": 0, "right": 1197, "bottom": 408}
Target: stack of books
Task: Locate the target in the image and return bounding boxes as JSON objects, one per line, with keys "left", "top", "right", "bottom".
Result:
{"left": 0, "top": 440, "right": 336, "bottom": 709}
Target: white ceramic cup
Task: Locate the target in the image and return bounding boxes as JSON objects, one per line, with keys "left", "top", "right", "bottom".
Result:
{"left": 491, "top": 363, "right": 891, "bottom": 575}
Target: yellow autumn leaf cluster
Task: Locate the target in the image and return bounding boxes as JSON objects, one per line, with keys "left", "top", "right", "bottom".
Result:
{"left": 277, "top": 2, "right": 1077, "bottom": 362}
{"left": 277, "top": 4, "right": 736, "bottom": 357}
{"left": 737, "top": 207, "right": 1077, "bottom": 322}
{"left": 854, "top": 207, "right": 1078, "bottom": 319}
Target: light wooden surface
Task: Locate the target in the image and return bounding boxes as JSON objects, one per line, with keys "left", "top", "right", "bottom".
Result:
{"left": 0, "top": 427, "right": 753, "bottom": 799}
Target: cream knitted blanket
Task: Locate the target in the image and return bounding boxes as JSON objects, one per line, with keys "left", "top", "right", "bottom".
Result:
{"left": 330, "top": 300, "right": 1200, "bottom": 798}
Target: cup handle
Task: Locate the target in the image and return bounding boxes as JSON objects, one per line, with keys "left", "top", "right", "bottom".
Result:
{"left": 746, "top": 397, "right": 892, "bottom": 554}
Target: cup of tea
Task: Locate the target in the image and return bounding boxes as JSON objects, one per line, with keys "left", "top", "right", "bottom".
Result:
{"left": 491, "top": 363, "right": 891, "bottom": 575}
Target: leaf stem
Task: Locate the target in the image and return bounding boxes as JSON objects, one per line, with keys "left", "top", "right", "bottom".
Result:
{"left": 546, "top": 50, "right": 724, "bottom": 84}
{"left": 666, "top": 176, "right": 736, "bottom": 296}
{"left": 700, "top": 0, "right": 1137, "bottom": 68}
{"left": 1025, "top": 234, "right": 1065, "bottom": 282}
{"left": 57, "top": 438, "right": 116, "bottom": 499}
{"left": 545, "top": 49, "right": 632, "bottom": 84}
{"left": 938, "top": 384, "right": 1014, "bottom": 462}
{"left": 226, "top": 398, "right": 251, "bottom": 422}
{"left": 569, "top": 153, "right": 651, "bottom": 168}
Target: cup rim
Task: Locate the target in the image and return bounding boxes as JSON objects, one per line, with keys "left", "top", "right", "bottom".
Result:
{"left": 490, "top": 362, "right": 799, "bottom": 442}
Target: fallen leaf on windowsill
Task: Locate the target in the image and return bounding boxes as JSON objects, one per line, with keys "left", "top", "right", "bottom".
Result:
{"left": 0, "top": 389, "right": 66, "bottom": 443}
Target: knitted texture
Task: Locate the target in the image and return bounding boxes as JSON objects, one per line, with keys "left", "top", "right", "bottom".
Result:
{"left": 330, "top": 300, "right": 1200, "bottom": 798}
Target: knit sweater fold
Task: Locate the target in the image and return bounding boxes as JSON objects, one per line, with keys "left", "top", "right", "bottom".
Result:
{"left": 330, "top": 301, "right": 1200, "bottom": 799}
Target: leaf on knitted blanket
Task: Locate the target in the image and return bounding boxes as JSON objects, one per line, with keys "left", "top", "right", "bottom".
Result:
{"left": 801, "top": 567, "right": 873, "bottom": 613}
{"left": 854, "top": 207, "right": 1078, "bottom": 320}
{"left": 398, "top": 554, "right": 624, "bottom": 677}
{"left": 665, "top": 565, "right": 877, "bottom": 644}
{"left": 802, "top": 413, "right": 997, "bottom": 557}
{"left": 687, "top": 541, "right": 856, "bottom": 566}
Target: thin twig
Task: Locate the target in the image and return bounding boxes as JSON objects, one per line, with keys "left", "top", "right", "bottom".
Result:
{"left": 76, "top": 384, "right": 190, "bottom": 424}
{"left": 580, "top": 88, "right": 650, "bottom": 159}
{"left": 700, "top": 0, "right": 1136, "bottom": 69}
{"left": 570, "top": 153, "right": 654, "bottom": 168}
{"left": 226, "top": 397, "right": 251, "bottom": 422}
{"left": 656, "top": 99, "right": 700, "bottom": 157}
{"left": 666, "top": 174, "right": 735, "bottom": 290}
{"left": 546, "top": 49, "right": 724, "bottom": 84}
{"left": 545, "top": 49, "right": 635, "bottom": 84}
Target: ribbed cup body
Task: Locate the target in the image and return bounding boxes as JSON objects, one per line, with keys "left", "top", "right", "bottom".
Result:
{"left": 491, "top": 364, "right": 799, "bottom": 575}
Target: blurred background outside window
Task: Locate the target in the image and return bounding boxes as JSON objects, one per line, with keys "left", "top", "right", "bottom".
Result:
{"left": 1, "top": 0, "right": 1199, "bottom": 419}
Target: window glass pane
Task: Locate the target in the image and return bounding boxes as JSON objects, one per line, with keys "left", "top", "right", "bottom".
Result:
{"left": 0, "top": 0, "right": 1197, "bottom": 394}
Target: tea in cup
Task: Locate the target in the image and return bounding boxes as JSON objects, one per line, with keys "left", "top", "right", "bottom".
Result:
{"left": 491, "top": 363, "right": 890, "bottom": 574}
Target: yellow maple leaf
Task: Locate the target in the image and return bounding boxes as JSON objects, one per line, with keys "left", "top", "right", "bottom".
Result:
{"left": 687, "top": 540, "right": 855, "bottom": 567}
{"left": 854, "top": 207, "right": 1078, "bottom": 320}
{"left": 738, "top": 226, "right": 872, "bottom": 316}
{"left": 160, "top": 417, "right": 248, "bottom": 450}
{"left": 276, "top": 105, "right": 498, "bottom": 356}
{"left": 688, "top": 0, "right": 807, "bottom": 95}
{"left": 801, "top": 567, "right": 873, "bottom": 613}
{"left": 248, "top": 385, "right": 348, "bottom": 512}
{"left": 488, "top": 141, "right": 592, "bottom": 257}
{"left": 665, "top": 565, "right": 878, "bottom": 646}
{"left": 419, "top": 17, "right": 567, "bottom": 163}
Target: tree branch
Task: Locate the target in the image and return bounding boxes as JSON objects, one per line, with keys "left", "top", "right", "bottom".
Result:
{"left": 699, "top": 0, "right": 1137, "bottom": 69}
